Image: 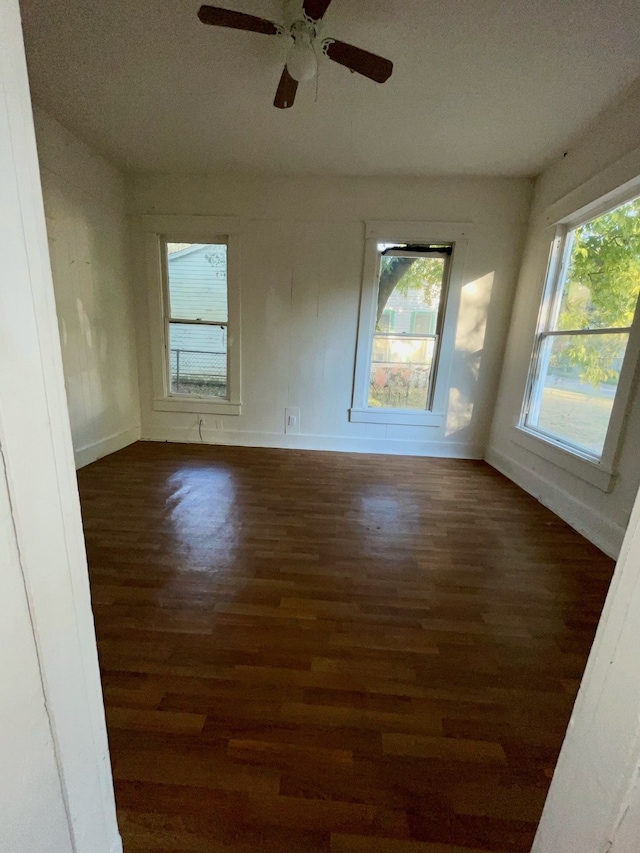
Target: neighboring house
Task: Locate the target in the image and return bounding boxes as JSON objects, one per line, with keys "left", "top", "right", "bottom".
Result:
{"left": 379, "top": 286, "right": 438, "bottom": 336}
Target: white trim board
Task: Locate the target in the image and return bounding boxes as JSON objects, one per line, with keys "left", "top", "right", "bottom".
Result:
{"left": 74, "top": 425, "right": 141, "bottom": 469}
{"left": 365, "top": 220, "right": 473, "bottom": 241}
{"left": 538, "top": 145, "right": 640, "bottom": 228}
{"left": 0, "top": 3, "right": 121, "bottom": 850}
{"left": 141, "top": 428, "right": 484, "bottom": 460}
{"left": 486, "top": 446, "right": 625, "bottom": 559}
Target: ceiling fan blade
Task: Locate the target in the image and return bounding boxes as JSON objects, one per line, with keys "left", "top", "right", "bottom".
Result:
{"left": 322, "top": 39, "right": 393, "bottom": 83}
{"left": 274, "top": 66, "right": 298, "bottom": 109}
{"left": 197, "top": 6, "right": 280, "bottom": 35}
{"left": 302, "top": 0, "right": 333, "bottom": 21}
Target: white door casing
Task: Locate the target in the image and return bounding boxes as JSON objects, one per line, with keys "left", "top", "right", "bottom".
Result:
{"left": 0, "top": 2, "right": 121, "bottom": 851}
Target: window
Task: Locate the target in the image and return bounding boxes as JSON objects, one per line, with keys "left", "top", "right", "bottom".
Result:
{"left": 411, "top": 310, "right": 437, "bottom": 335}
{"left": 143, "top": 216, "right": 242, "bottom": 415}
{"left": 350, "top": 220, "right": 469, "bottom": 427}
{"left": 378, "top": 310, "right": 394, "bottom": 333}
{"left": 165, "top": 242, "right": 228, "bottom": 398}
{"left": 521, "top": 194, "right": 640, "bottom": 465}
{"left": 367, "top": 244, "right": 451, "bottom": 411}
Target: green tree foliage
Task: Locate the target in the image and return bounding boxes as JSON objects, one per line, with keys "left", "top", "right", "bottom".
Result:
{"left": 376, "top": 255, "right": 444, "bottom": 325}
{"left": 550, "top": 198, "right": 640, "bottom": 385}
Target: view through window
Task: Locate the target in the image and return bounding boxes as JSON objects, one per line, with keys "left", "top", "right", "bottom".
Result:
{"left": 369, "top": 244, "right": 451, "bottom": 410}
{"left": 166, "top": 242, "right": 228, "bottom": 398}
{"left": 524, "top": 196, "right": 640, "bottom": 458}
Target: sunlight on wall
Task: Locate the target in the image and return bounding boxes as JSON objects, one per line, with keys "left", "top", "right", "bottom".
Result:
{"left": 446, "top": 272, "right": 495, "bottom": 437}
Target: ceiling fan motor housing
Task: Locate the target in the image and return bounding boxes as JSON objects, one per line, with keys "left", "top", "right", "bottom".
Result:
{"left": 286, "top": 19, "right": 318, "bottom": 82}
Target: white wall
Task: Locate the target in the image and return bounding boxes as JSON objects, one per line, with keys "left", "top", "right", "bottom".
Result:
{"left": 0, "top": 457, "right": 72, "bottom": 853}
{"left": 533, "top": 453, "right": 640, "bottom": 852}
{"left": 0, "top": 1, "right": 120, "bottom": 849}
{"left": 487, "top": 80, "right": 640, "bottom": 558}
{"left": 131, "top": 174, "right": 531, "bottom": 457}
{"left": 34, "top": 107, "right": 140, "bottom": 467}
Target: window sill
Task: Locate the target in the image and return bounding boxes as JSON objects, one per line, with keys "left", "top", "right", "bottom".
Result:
{"left": 154, "top": 397, "right": 241, "bottom": 416}
{"left": 349, "top": 407, "right": 444, "bottom": 427}
{"left": 512, "top": 426, "right": 615, "bottom": 492}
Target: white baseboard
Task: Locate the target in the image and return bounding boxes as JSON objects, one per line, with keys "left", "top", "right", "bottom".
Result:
{"left": 74, "top": 425, "right": 140, "bottom": 469}
{"left": 142, "top": 425, "right": 484, "bottom": 460}
{"left": 486, "top": 446, "right": 625, "bottom": 559}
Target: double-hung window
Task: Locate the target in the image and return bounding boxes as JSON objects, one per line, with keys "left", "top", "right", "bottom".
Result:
{"left": 521, "top": 194, "right": 640, "bottom": 466}
{"left": 143, "top": 216, "right": 242, "bottom": 416}
{"left": 367, "top": 244, "right": 451, "bottom": 411}
{"left": 350, "top": 221, "right": 469, "bottom": 427}
{"left": 165, "top": 242, "right": 229, "bottom": 399}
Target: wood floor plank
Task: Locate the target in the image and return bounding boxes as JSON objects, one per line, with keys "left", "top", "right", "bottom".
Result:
{"left": 381, "top": 733, "right": 507, "bottom": 765}
{"left": 331, "top": 836, "right": 494, "bottom": 853}
{"left": 227, "top": 738, "right": 354, "bottom": 767}
{"left": 106, "top": 706, "right": 206, "bottom": 734}
{"left": 77, "top": 442, "right": 614, "bottom": 852}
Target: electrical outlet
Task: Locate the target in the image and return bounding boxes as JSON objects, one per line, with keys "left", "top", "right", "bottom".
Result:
{"left": 215, "top": 419, "right": 224, "bottom": 430}
{"left": 285, "top": 406, "right": 300, "bottom": 435}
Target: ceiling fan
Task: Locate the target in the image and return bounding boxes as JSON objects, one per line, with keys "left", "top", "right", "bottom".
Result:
{"left": 197, "top": 0, "right": 393, "bottom": 109}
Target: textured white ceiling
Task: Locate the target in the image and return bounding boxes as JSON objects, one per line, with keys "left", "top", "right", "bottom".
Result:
{"left": 19, "top": 0, "right": 640, "bottom": 176}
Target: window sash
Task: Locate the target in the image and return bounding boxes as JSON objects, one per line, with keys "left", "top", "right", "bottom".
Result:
{"left": 167, "top": 317, "right": 228, "bottom": 328}
{"left": 540, "top": 326, "right": 632, "bottom": 338}
{"left": 373, "top": 332, "right": 437, "bottom": 340}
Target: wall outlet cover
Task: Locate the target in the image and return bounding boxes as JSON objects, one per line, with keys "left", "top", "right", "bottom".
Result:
{"left": 285, "top": 407, "right": 300, "bottom": 435}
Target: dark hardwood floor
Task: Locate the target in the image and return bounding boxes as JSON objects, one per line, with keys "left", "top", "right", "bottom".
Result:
{"left": 78, "top": 441, "right": 614, "bottom": 853}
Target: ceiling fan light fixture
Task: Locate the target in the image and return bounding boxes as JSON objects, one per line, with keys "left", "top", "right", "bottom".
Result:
{"left": 286, "top": 39, "right": 317, "bottom": 82}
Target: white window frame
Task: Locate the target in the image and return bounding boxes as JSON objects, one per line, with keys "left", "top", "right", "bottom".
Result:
{"left": 350, "top": 220, "right": 471, "bottom": 426}
{"left": 516, "top": 187, "right": 640, "bottom": 491}
{"left": 143, "top": 215, "right": 242, "bottom": 415}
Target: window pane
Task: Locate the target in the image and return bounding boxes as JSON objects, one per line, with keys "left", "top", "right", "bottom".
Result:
{"left": 557, "top": 197, "right": 640, "bottom": 331}
{"left": 169, "top": 323, "right": 227, "bottom": 398}
{"left": 167, "top": 243, "right": 228, "bottom": 322}
{"left": 370, "top": 250, "right": 447, "bottom": 410}
{"left": 369, "top": 335, "right": 436, "bottom": 410}
{"left": 527, "top": 332, "right": 629, "bottom": 456}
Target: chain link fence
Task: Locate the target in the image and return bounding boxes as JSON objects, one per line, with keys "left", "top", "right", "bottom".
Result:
{"left": 170, "top": 349, "right": 227, "bottom": 397}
